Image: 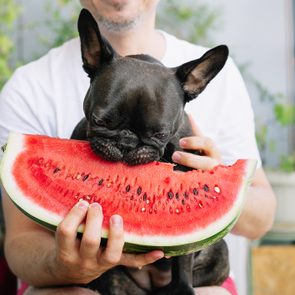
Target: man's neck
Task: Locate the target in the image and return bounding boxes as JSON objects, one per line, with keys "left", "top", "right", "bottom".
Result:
{"left": 100, "top": 18, "right": 166, "bottom": 60}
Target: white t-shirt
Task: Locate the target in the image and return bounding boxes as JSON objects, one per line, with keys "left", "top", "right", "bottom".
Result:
{"left": 0, "top": 31, "right": 259, "bottom": 294}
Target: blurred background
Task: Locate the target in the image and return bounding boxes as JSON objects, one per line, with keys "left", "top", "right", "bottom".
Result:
{"left": 0, "top": 0, "right": 295, "bottom": 294}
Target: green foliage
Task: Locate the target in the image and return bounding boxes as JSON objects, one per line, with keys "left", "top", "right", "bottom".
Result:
{"left": 274, "top": 102, "right": 295, "bottom": 172}
{"left": 241, "top": 62, "right": 295, "bottom": 172}
{"left": 255, "top": 125, "right": 268, "bottom": 163}
{"left": 253, "top": 83, "right": 295, "bottom": 172}
{"left": 0, "top": 0, "right": 20, "bottom": 88}
{"left": 274, "top": 103, "right": 295, "bottom": 126}
{"left": 280, "top": 152, "right": 295, "bottom": 173}
{"left": 157, "top": 0, "right": 222, "bottom": 45}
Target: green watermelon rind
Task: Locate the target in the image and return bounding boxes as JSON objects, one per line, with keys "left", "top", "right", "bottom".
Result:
{"left": 122, "top": 217, "right": 238, "bottom": 256}
{"left": 0, "top": 132, "right": 257, "bottom": 255}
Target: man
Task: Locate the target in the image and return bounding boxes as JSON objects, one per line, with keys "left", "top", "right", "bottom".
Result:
{"left": 0, "top": 1, "right": 276, "bottom": 294}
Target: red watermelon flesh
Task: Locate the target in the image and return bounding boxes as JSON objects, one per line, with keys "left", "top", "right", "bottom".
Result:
{"left": 0, "top": 133, "right": 256, "bottom": 255}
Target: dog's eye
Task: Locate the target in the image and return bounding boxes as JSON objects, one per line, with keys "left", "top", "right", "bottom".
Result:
{"left": 92, "top": 117, "right": 106, "bottom": 127}
{"left": 153, "top": 132, "right": 168, "bottom": 140}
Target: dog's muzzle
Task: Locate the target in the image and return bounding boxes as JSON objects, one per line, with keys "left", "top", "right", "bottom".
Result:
{"left": 89, "top": 129, "right": 163, "bottom": 165}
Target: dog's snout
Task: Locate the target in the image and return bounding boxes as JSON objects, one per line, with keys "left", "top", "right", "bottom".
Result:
{"left": 118, "top": 129, "right": 139, "bottom": 151}
{"left": 120, "top": 129, "right": 133, "bottom": 137}
{"left": 119, "top": 129, "right": 138, "bottom": 142}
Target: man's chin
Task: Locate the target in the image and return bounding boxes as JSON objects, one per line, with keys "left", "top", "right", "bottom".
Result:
{"left": 96, "top": 14, "right": 142, "bottom": 32}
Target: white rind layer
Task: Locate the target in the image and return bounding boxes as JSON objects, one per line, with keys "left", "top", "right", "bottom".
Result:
{"left": 0, "top": 132, "right": 257, "bottom": 247}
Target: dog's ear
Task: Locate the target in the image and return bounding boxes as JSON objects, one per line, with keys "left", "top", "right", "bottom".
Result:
{"left": 175, "top": 45, "right": 229, "bottom": 103}
{"left": 78, "top": 9, "right": 118, "bottom": 78}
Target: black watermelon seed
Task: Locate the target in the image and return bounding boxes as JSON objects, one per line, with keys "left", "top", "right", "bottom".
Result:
{"left": 184, "top": 192, "right": 189, "bottom": 199}
{"left": 175, "top": 193, "right": 179, "bottom": 200}
{"left": 193, "top": 188, "right": 198, "bottom": 195}
{"left": 126, "top": 185, "right": 131, "bottom": 192}
{"left": 168, "top": 191, "right": 174, "bottom": 199}
{"left": 53, "top": 168, "right": 60, "bottom": 174}
{"left": 82, "top": 174, "right": 89, "bottom": 181}
{"left": 182, "top": 199, "right": 186, "bottom": 205}
{"left": 204, "top": 184, "right": 209, "bottom": 192}
{"left": 143, "top": 193, "right": 147, "bottom": 201}
{"left": 137, "top": 187, "right": 142, "bottom": 195}
{"left": 98, "top": 179, "right": 104, "bottom": 185}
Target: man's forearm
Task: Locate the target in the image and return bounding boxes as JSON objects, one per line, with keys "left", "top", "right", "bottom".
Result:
{"left": 231, "top": 168, "right": 277, "bottom": 240}
{"left": 5, "top": 230, "right": 65, "bottom": 287}
{"left": 2, "top": 189, "right": 75, "bottom": 287}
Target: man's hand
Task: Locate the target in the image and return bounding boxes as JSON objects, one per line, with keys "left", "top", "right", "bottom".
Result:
{"left": 54, "top": 200, "right": 164, "bottom": 284}
{"left": 172, "top": 116, "right": 221, "bottom": 170}
{"left": 2, "top": 187, "right": 164, "bottom": 287}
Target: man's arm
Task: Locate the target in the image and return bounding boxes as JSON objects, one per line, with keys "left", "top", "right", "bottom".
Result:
{"left": 230, "top": 167, "right": 276, "bottom": 239}
{"left": 2, "top": 189, "right": 62, "bottom": 286}
{"left": 1, "top": 185, "right": 164, "bottom": 287}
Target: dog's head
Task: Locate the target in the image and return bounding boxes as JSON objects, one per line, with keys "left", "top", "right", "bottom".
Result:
{"left": 78, "top": 9, "right": 228, "bottom": 165}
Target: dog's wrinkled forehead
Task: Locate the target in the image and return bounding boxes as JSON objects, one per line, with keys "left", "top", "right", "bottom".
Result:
{"left": 90, "top": 55, "right": 184, "bottom": 112}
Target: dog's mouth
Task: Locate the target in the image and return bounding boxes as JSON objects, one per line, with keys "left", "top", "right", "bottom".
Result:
{"left": 89, "top": 136, "right": 163, "bottom": 165}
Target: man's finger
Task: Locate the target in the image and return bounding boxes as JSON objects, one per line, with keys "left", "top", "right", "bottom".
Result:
{"left": 120, "top": 251, "right": 164, "bottom": 269}
{"left": 100, "top": 215, "right": 125, "bottom": 266}
{"left": 179, "top": 136, "right": 221, "bottom": 160}
{"left": 172, "top": 151, "right": 219, "bottom": 171}
{"left": 56, "top": 200, "right": 89, "bottom": 253}
{"left": 79, "top": 202, "right": 103, "bottom": 260}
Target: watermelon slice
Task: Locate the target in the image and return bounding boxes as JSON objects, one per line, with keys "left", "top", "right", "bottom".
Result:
{"left": 0, "top": 133, "right": 256, "bottom": 255}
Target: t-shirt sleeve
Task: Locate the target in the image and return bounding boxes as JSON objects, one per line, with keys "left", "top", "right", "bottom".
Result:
{"left": 0, "top": 68, "right": 46, "bottom": 159}
{"left": 216, "top": 58, "right": 262, "bottom": 168}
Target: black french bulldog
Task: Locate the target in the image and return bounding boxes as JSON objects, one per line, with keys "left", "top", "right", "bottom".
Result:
{"left": 71, "top": 9, "right": 230, "bottom": 295}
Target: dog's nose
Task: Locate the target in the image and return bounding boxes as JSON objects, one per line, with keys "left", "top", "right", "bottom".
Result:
{"left": 120, "top": 129, "right": 134, "bottom": 137}
{"left": 119, "top": 129, "right": 139, "bottom": 151}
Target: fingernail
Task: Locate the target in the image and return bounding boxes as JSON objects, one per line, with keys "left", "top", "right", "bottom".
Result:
{"left": 77, "top": 200, "right": 89, "bottom": 209}
{"left": 153, "top": 251, "right": 164, "bottom": 259}
{"left": 179, "top": 139, "right": 187, "bottom": 147}
{"left": 172, "top": 152, "right": 181, "bottom": 162}
{"left": 90, "top": 202, "right": 101, "bottom": 210}
{"left": 111, "top": 215, "right": 122, "bottom": 227}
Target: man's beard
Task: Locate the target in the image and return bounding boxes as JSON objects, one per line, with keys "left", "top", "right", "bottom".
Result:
{"left": 95, "top": 13, "right": 143, "bottom": 32}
